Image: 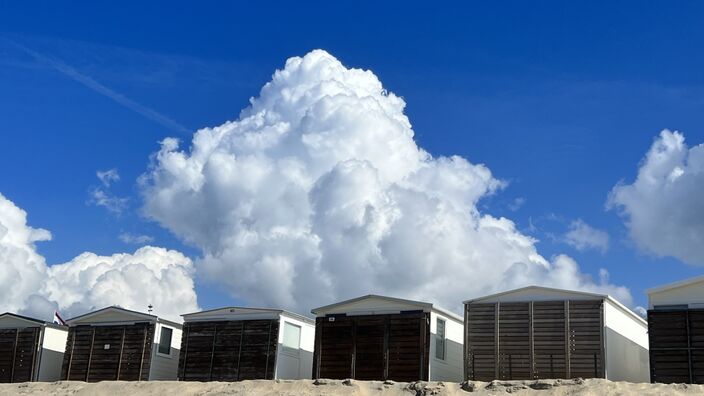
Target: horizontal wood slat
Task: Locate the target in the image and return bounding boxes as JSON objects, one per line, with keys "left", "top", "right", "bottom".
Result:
{"left": 649, "top": 309, "right": 704, "bottom": 384}
{"left": 466, "top": 300, "right": 604, "bottom": 381}
{"left": 178, "top": 319, "right": 278, "bottom": 382}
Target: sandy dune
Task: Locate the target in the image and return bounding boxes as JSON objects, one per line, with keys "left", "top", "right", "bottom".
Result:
{"left": 1, "top": 378, "right": 702, "bottom": 395}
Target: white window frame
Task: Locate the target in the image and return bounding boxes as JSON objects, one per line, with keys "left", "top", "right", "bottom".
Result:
{"left": 282, "top": 321, "right": 301, "bottom": 352}
{"left": 156, "top": 326, "right": 173, "bottom": 357}
{"left": 435, "top": 318, "right": 446, "bottom": 361}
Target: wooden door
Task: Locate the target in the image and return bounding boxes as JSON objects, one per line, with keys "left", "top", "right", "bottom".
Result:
{"left": 0, "top": 328, "right": 39, "bottom": 383}
{"left": 316, "top": 316, "right": 354, "bottom": 379}
{"left": 353, "top": 316, "right": 386, "bottom": 380}
{"left": 466, "top": 303, "right": 497, "bottom": 381}
{"left": 532, "top": 301, "right": 567, "bottom": 379}
{"left": 568, "top": 300, "right": 604, "bottom": 379}
{"left": 386, "top": 313, "right": 427, "bottom": 382}
{"left": 498, "top": 303, "right": 531, "bottom": 380}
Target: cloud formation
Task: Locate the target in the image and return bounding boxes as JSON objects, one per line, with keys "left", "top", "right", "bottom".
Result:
{"left": 97, "top": 168, "right": 120, "bottom": 187}
{"left": 609, "top": 130, "right": 704, "bottom": 265}
{"left": 564, "top": 219, "right": 609, "bottom": 253}
{"left": 141, "top": 50, "right": 632, "bottom": 312}
{"left": 0, "top": 193, "right": 197, "bottom": 322}
{"left": 119, "top": 232, "right": 155, "bottom": 245}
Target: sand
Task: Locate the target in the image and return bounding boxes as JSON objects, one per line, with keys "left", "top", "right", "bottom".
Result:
{"left": 1, "top": 378, "right": 702, "bottom": 396}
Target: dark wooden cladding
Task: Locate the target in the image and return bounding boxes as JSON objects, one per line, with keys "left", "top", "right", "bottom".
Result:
{"left": 466, "top": 300, "right": 604, "bottom": 381}
{"left": 177, "top": 319, "right": 279, "bottom": 381}
{"left": 0, "top": 327, "right": 40, "bottom": 383}
{"left": 61, "top": 323, "right": 154, "bottom": 382}
{"left": 648, "top": 309, "right": 704, "bottom": 384}
{"left": 313, "top": 312, "right": 430, "bottom": 382}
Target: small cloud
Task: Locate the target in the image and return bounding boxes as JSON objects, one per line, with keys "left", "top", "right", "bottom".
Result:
{"left": 96, "top": 168, "right": 120, "bottom": 187}
{"left": 119, "top": 232, "right": 154, "bottom": 245}
{"left": 508, "top": 197, "right": 526, "bottom": 212}
{"left": 634, "top": 306, "right": 647, "bottom": 318}
{"left": 89, "top": 188, "right": 128, "bottom": 215}
{"left": 564, "top": 219, "right": 610, "bottom": 254}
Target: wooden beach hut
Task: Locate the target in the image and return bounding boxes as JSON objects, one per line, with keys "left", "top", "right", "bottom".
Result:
{"left": 647, "top": 275, "right": 704, "bottom": 384}
{"left": 0, "top": 313, "right": 68, "bottom": 383}
{"left": 60, "top": 306, "right": 182, "bottom": 381}
{"left": 464, "top": 286, "right": 649, "bottom": 382}
{"left": 177, "top": 307, "right": 315, "bottom": 381}
{"left": 311, "top": 295, "right": 464, "bottom": 382}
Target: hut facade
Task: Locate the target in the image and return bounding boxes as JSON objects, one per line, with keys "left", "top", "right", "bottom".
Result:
{"left": 0, "top": 313, "right": 68, "bottom": 383}
{"left": 178, "top": 307, "right": 315, "bottom": 381}
{"left": 464, "top": 286, "right": 649, "bottom": 382}
{"left": 311, "top": 295, "right": 464, "bottom": 382}
{"left": 61, "top": 306, "right": 182, "bottom": 381}
{"left": 647, "top": 275, "right": 704, "bottom": 384}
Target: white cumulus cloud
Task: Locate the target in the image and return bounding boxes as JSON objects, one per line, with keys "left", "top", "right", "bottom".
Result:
{"left": 0, "top": 193, "right": 197, "bottom": 322}
{"left": 564, "top": 219, "right": 610, "bottom": 253}
{"left": 608, "top": 130, "right": 704, "bottom": 265}
{"left": 141, "top": 49, "right": 633, "bottom": 312}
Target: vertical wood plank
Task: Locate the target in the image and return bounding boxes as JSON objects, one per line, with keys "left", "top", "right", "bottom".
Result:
{"left": 180, "top": 324, "right": 190, "bottom": 380}
{"left": 10, "top": 329, "right": 18, "bottom": 383}
{"left": 463, "top": 303, "right": 469, "bottom": 381}
{"left": 208, "top": 323, "right": 217, "bottom": 381}
{"left": 383, "top": 315, "right": 389, "bottom": 380}
{"left": 564, "top": 301, "right": 570, "bottom": 379}
{"left": 599, "top": 301, "right": 606, "bottom": 378}
{"left": 686, "top": 311, "right": 693, "bottom": 384}
{"left": 138, "top": 325, "right": 148, "bottom": 381}
{"left": 116, "top": 327, "right": 126, "bottom": 380}
{"left": 66, "top": 329, "right": 76, "bottom": 380}
{"left": 236, "top": 321, "right": 245, "bottom": 381}
{"left": 85, "top": 327, "right": 96, "bottom": 382}
{"left": 529, "top": 301, "right": 535, "bottom": 379}
{"left": 351, "top": 318, "right": 357, "bottom": 379}
{"left": 264, "top": 321, "right": 272, "bottom": 379}
{"left": 495, "top": 302, "right": 500, "bottom": 380}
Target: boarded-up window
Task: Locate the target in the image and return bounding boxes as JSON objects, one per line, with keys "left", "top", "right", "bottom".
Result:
{"left": 158, "top": 327, "right": 172, "bottom": 355}
{"left": 283, "top": 322, "right": 300, "bottom": 350}
{"left": 436, "top": 318, "right": 446, "bottom": 360}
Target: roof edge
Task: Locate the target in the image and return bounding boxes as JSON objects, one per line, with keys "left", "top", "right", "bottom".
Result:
{"left": 646, "top": 275, "right": 704, "bottom": 295}
{"left": 311, "top": 294, "right": 433, "bottom": 315}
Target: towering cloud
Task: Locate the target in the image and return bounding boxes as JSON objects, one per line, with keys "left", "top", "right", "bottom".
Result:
{"left": 0, "top": 193, "right": 197, "bottom": 322}
{"left": 609, "top": 130, "right": 704, "bottom": 265}
{"left": 141, "top": 50, "right": 631, "bottom": 312}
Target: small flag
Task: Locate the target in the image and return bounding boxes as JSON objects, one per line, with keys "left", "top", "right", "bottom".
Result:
{"left": 53, "top": 311, "right": 67, "bottom": 326}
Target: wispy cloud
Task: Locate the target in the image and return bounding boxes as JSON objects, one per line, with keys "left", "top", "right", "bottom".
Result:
{"left": 119, "top": 232, "right": 154, "bottom": 245}
{"left": 89, "top": 188, "right": 128, "bottom": 215}
{"left": 3, "top": 38, "right": 190, "bottom": 134}
{"left": 564, "top": 219, "right": 610, "bottom": 254}
{"left": 96, "top": 168, "right": 120, "bottom": 187}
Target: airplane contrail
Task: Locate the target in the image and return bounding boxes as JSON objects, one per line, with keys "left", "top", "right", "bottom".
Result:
{"left": 4, "top": 39, "right": 191, "bottom": 135}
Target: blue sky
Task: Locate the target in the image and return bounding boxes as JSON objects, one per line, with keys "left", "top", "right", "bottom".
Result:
{"left": 1, "top": 2, "right": 703, "bottom": 314}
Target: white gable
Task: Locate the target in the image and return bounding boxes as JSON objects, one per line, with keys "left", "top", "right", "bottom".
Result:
{"left": 312, "top": 295, "right": 431, "bottom": 317}
{"left": 466, "top": 286, "right": 604, "bottom": 304}
{"left": 648, "top": 276, "right": 704, "bottom": 309}
{"left": 0, "top": 314, "right": 43, "bottom": 329}
{"left": 183, "top": 307, "right": 282, "bottom": 322}
{"left": 68, "top": 307, "right": 156, "bottom": 325}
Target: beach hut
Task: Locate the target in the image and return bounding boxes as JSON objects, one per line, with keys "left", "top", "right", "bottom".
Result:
{"left": 0, "top": 313, "right": 68, "bottom": 383}
{"left": 60, "top": 306, "right": 182, "bottom": 381}
{"left": 311, "top": 295, "right": 464, "bottom": 382}
{"left": 178, "top": 307, "right": 315, "bottom": 381}
{"left": 647, "top": 275, "right": 704, "bottom": 384}
{"left": 464, "top": 286, "right": 649, "bottom": 382}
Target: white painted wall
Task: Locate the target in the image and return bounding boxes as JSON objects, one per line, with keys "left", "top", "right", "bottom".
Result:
{"left": 649, "top": 278, "right": 704, "bottom": 309}
{"left": 148, "top": 322, "right": 183, "bottom": 380}
{"left": 603, "top": 299, "right": 650, "bottom": 383}
{"left": 428, "top": 310, "right": 464, "bottom": 381}
{"left": 36, "top": 326, "right": 68, "bottom": 382}
{"left": 275, "top": 314, "right": 315, "bottom": 380}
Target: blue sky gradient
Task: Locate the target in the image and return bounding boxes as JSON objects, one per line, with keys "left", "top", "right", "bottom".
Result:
{"left": 1, "top": 1, "right": 703, "bottom": 311}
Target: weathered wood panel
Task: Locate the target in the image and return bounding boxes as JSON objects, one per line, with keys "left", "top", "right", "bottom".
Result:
{"left": 649, "top": 309, "right": 704, "bottom": 384}
{"left": 466, "top": 303, "right": 496, "bottom": 381}
{"left": 313, "top": 312, "right": 430, "bottom": 381}
{"left": 61, "top": 323, "right": 154, "bottom": 382}
{"left": 177, "top": 319, "right": 279, "bottom": 381}
{"left": 0, "top": 328, "right": 40, "bottom": 383}
{"left": 466, "top": 300, "right": 604, "bottom": 381}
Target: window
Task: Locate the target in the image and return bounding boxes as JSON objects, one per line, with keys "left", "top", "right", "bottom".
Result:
{"left": 435, "top": 318, "right": 446, "bottom": 360}
{"left": 158, "top": 326, "right": 173, "bottom": 355}
{"left": 282, "top": 322, "right": 301, "bottom": 350}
